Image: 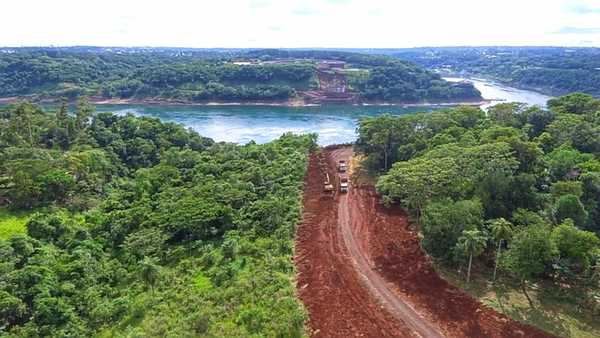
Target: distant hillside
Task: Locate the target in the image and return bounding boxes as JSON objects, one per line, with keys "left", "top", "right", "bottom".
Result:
{"left": 0, "top": 48, "right": 481, "bottom": 104}
{"left": 391, "top": 47, "right": 600, "bottom": 97}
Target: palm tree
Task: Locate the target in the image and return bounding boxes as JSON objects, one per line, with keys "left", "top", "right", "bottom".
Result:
{"left": 489, "top": 218, "right": 513, "bottom": 282}
{"left": 457, "top": 229, "right": 487, "bottom": 284}
{"left": 139, "top": 256, "right": 160, "bottom": 295}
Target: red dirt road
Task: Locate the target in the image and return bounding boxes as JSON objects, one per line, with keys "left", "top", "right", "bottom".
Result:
{"left": 294, "top": 147, "right": 554, "bottom": 338}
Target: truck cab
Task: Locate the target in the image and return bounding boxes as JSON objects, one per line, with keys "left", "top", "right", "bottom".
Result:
{"left": 339, "top": 175, "right": 349, "bottom": 193}
{"left": 338, "top": 160, "right": 347, "bottom": 173}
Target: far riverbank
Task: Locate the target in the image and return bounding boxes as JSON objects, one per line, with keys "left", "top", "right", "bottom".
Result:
{"left": 0, "top": 95, "right": 489, "bottom": 108}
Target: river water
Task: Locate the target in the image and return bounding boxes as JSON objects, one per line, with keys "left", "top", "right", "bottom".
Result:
{"left": 444, "top": 77, "right": 553, "bottom": 109}
{"left": 97, "top": 78, "right": 553, "bottom": 145}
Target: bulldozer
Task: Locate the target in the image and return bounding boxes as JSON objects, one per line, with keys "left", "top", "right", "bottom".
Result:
{"left": 323, "top": 173, "right": 334, "bottom": 194}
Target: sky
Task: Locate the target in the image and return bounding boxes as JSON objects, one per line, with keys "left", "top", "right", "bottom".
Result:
{"left": 2, "top": 0, "right": 600, "bottom": 48}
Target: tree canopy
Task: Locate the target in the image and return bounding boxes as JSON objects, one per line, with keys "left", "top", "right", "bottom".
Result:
{"left": 0, "top": 48, "right": 481, "bottom": 104}
{"left": 358, "top": 93, "right": 600, "bottom": 308}
{"left": 0, "top": 101, "right": 315, "bottom": 336}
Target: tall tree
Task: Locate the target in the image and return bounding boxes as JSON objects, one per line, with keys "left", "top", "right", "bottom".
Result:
{"left": 503, "top": 225, "right": 558, "bottom": 307}
{"left": 139, "top": 256, "right": 160, "bottom": 296}
{"left": 456, "top": 229, "right": 487, "bottom": 283}
{"left": 75, "top": 97, "right": 94, "bottom": 134}
{"left": 489, "top": 218, "right": 513, "bottom": 282}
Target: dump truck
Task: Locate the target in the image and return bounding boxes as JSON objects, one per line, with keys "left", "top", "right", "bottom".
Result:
{"left": 338, "top": 160, "right": 347, "bottom": 173}
{"left": 339, "top": 175, "right": 349, "bottom": 193}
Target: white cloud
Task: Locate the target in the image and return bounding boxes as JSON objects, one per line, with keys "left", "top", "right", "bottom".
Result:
{"left": 2, "top": 0, "right": 599, "bottom": 47}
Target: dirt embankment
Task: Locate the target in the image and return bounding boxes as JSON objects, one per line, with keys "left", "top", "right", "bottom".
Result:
{"left": 295, "top": 147, "right": 555, "bottom": 338}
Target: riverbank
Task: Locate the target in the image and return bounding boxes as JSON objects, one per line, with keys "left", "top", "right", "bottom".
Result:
{"left": 0, "top": 95, "right": 490, "bottom": 108}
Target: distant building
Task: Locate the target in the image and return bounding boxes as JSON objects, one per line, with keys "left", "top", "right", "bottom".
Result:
{"left": 318, "top": 60, "right": 346, "bottom": 70}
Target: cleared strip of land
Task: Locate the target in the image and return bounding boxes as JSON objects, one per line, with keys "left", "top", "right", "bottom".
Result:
{"left": 295, "top": 146, "right": 554, "bottom": 337}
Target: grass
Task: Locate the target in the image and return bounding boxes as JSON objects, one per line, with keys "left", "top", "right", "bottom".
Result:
{"left": 0, "top": 207, "right": 32, "bottom": 239}
{"left": 436, "top": 264, "right": 600, "bottom": 338}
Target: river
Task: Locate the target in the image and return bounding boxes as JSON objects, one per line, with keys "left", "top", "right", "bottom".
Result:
{"left": 96, "top": 78, "right": 553, "bottom": 145}
{"left": 444, "top": 77, "right": 554, "bottom": 109}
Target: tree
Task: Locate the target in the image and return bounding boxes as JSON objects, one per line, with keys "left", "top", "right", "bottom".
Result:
{"left": 54, "top": 99, "right": 71, "bottom": 148}
{"left": 377, "top": 157, "right": 459, "bottom": 222}
{"left": 26, "top": 213, "right": 71, "bottom": 243}
{"left": 33, "top": 296, "right": 77, "bottom": 328}
{"left": 456, "top": 229, "right": 487, "bottom": 283}
{"left": 487, "top": 102, "right": 524, "bottom": 127}
{"left": 476, "top": 173, "right": 539, "bottom": 219}
{"left": 74, "top": 97, "right": 94, "bottom": 140}
{"left": 551, "top": 219, "right": 600, "bottom": 273}
{"left": 555, "top": 194, "right": 588, "bottom": 227}
{"left": 9, "top": 102, "right": 43, "bottom": 146}
{"left": 547, "top": 93, "right": 600, "bottom": 115}
{"left": 551, "top": 181, "right": 583, "bottom": 199}
{"left": 503, "top": 225, "right": 558, "bottom": 307}
{"left": 355, "top": 115, "right": 409, "bottom": 171}
{"left": 38, "top": 169, "right": 75, "bottom": 203}
{"left": 421, "top": 199, "right": 483, "bottom": 261}
{"left": 123, "top": 228, "right": 168, "bottom": 260}
{"left": 139, "top": 256, "right": 160, "bottom": 295}
{"left": 489, "top": 218, "right": 513, "bottom": 282}
{"left": 522, "top": 106, "right": 555, "bottom": 138}
{"left": 545, "top": 145, "right": 593, "bottom": 180}
{"left": 581, "top": 172, "right": 600, "bottom": 232}
{"left": 0, "top": 290, "right": 27, "bottom": 328}
{"left": 547, "top": 114, "right": 599, "bottom": 155}
{"left": 511, "top": 208, "right": 546, "bottom": 228}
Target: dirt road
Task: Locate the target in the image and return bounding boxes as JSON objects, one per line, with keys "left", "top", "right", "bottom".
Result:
{"left": 295, "top": 146, "right": 554, "bottom": 338}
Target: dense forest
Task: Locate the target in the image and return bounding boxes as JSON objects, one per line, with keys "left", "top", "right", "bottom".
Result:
{"left": 356, "top": 92, "right": 600, "bottom": 315}
{"left": 0, "top": 48, "right": 480, "bottom": 103}
{"left": 0, "top": 100, "right": 314, "bottom": 336}
{"left": 392, "top": 47, "right": 600, "bottom": 96}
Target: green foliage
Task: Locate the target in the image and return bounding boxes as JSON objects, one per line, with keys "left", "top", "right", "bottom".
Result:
{"left": 554, "top": 194, "right": 588, "bottom": 227}
{"left": 194, "top": 273, "right": 213, "bottom": 292}
{"left": 359, "top": 93, "right": 600, "bottom": 306}
{"left": 0, "top": 208, "right": 31, "bottom": 239}
{"left": 502, "top": 225, "right": 559, "bottom": 281}
{"left": 545, "top": 144, "right": 594, "bottom": 180}
{"left": 476, "top": 173, "right": 540, "bottom": 219}
{"left": 456, "top": 229, "right": 488, "bottom": 282}
{"left": 456, "top": 229, "right": 488, "bottom": 256}
{"left": 547, "top": 114, "right": 600, "bottom": 155}
{"left": 551, "top": 181, "right": 583, "bottom": 199}
{"left": 551, "top": 219, "right": 600, "bottom": 271}
{"left": 0, "top": 49, "right": 480, "bottom": 103}
{"left": 487, "top": 103, "right": 526, "bottom": 127}
{"left": 511, "top": 209, "right": 546, "bottom": 228}
{"left": 396, "top": 47, "right": 600, "bottom": 97}
{"left": 139, "top": 257, "right": 161, "bottom": 293}
{"left": 488, "top": 218, "right": 513, "bottom": 281}
{"left": 0, "top": 102, "right": 313, "bottom": 336}
{"left": 548, "top": 93, "right": 600, "bottom": 115}
{"left": 377, "top": 157, "right": 459, "bottom": 213}
{"left": 489, "top": 218, "right": 513, "bottom": 243}
{"left": 581, "top": 172, "right": 600, "bottom": 232}
{"left": 421, "top": 199, "right": 483, "bottom": 261}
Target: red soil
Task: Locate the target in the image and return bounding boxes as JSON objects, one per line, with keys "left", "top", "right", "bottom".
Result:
{"left": 294, "top": 146, "right": 555, "bottom": 338}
